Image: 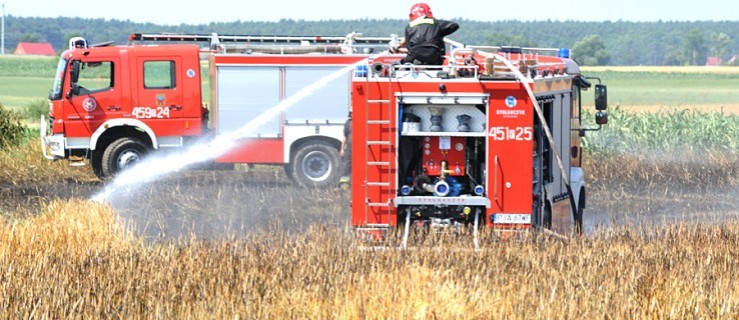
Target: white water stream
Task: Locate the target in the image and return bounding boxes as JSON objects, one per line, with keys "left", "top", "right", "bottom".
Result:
{"left": 92, "top": 53, "right": 385, "bottom": 203}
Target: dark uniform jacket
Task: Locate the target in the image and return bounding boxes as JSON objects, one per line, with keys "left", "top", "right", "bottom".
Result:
{"left": 402, "top": 18, "right": 459, "bottom": 65}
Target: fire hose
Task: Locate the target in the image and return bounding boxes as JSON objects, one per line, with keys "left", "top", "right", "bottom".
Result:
{"left": 444, "top": 39, "right": 581, "bottom": 234}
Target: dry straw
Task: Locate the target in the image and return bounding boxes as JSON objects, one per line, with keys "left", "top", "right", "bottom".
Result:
{"left": 1, "top": 199, "right": 739, "bottom": 318}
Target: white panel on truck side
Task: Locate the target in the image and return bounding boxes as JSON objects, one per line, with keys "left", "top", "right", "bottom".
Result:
{"left": 217, "top": 66, "right": 281, "bottom": 137}
{"left": 284, "top": 66, "right": 351, "bottom": 123}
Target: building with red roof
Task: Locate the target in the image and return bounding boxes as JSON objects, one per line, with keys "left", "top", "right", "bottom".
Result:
{"left": 13, "top": 42, "right": 56, "bottom": 56}
{"left": 705, "top": 56, "right": 722, "bottom": 66}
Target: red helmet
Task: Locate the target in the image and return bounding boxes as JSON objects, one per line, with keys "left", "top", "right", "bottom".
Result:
{"left": 409, "top": 3, "right": 433, "bottom": 20}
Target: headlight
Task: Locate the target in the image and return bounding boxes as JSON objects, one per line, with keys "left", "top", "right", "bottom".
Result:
{"left": 48, "top": 141, "right": 61, "bottom": 151}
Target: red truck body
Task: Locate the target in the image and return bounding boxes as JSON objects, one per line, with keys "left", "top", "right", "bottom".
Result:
{"left": 42, "top": 34, "right": 396, "bottom": 186}
{"left": 349, "top": 46, "right": 608, "bottom": 237}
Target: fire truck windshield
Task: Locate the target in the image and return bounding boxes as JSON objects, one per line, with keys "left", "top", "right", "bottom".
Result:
{"left": 49, "top": 57, "right": 68, "bottom": 100}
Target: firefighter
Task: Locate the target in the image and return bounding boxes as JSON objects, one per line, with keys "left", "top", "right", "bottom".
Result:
{"left": 390, "top": 2, "right": 459, "bottom": 65}
{"left": 338, "top": 112, "right": 352, "bottom": 189}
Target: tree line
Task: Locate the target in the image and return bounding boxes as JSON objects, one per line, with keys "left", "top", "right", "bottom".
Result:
{"left": 3, "top": 15, "right": 737, "bottom": 66}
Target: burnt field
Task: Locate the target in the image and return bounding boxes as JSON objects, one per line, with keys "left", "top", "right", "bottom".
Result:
{"left": 2, "top": 146, "right": 738, "bottom": 239}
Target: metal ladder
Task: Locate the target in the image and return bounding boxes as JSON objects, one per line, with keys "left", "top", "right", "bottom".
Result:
{"left": 129, "top": 32, "right": 394, "bottom": 55}
{"left": 360, "top": 73, "right": 395, "bottom": 235}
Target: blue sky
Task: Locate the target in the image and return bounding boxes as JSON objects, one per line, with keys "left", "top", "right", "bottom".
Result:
{"left": 3, "top": 0, "right": 737, "bottom": 25}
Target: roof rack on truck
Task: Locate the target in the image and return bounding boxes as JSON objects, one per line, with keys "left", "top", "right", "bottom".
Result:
{"left": 129, "top": 32, "right": 398, "bottom": 55}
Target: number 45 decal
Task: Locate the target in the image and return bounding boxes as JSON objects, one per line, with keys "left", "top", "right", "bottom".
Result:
{"left": 489, "top": 126, "right": 533, "bottom": 141}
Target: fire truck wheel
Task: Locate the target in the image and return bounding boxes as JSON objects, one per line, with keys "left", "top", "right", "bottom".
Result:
{"left": 290, "top": 142, "right": 340, "bottom": 187}
{"left": 283, "top": 164, "right": 294, "bottom": 181}
{"left": 101, "top": 137, "right": 149, "bottom": 178}
{"left": 543, "top": 201, "right": 553, "bottom": 229}
{"left": 91, "top": 151, "right": 104, "bottom": 179}
{"left": 574, "top": 189, "right": 585, "bottom": 234}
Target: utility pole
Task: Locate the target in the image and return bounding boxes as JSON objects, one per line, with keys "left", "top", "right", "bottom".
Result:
{"left": 1, "top": 4, "right": 5, "bottom": 55}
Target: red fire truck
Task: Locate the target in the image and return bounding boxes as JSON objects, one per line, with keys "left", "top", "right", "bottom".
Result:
{"left": 41, "top": 33, "right": 396, "bottom": 186}
{"left": 350, "top": 42, "right": 608, "bottom": 237}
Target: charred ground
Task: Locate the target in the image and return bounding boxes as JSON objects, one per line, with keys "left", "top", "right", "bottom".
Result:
{"left": 2, "top": 148, "right": 737, "bottom": 239}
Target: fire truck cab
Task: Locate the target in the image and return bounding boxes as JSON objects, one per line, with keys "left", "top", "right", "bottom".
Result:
{"left": 42, "top": 34, "right": 393, "bottom": 186}
{"left": 44, "top": 38, "right": 205, "bottom": 178}
{"left": 350, "top": 44, "right": 608, "bottom": 236}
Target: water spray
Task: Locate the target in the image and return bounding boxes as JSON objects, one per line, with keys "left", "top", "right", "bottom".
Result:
{"left": 92, "top": 51, "right": 390, "bottom": 203}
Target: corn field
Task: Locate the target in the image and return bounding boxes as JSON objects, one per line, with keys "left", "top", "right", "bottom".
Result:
{"left": 583, "top": 106, "right": 739, "bottom": 157}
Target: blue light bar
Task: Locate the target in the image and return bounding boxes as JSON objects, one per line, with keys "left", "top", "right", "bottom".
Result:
{"left": 558, "top": 48, "right": 571, "bottom": 59}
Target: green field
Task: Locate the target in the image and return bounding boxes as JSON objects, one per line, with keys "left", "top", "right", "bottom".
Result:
{"left": 580, "top": 67, "right": 739, "bottom": 109}
{"left": 0, "top": 77, "right": 52, "bottom": 110}
{"left": 0, "top": 55, "right": 57, "bottom": 111}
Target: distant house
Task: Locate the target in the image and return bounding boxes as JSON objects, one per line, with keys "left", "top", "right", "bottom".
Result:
{"left": 705, "top": 56, "right": 722, "bottom": 66}
{"left": 13, "top": 42, "right": 56, "bottom": 56}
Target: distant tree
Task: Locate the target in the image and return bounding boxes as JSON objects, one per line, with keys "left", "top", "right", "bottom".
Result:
{"left": 5, "top": 16, "right": 739, "bottom": 66}
{"left": 19, "top": 33, "right": 41, "bottom": 42}
{"left": 661, "top": 45, "right": 683, "bottom": 66}
{"left": 709, "top": 32, "right": 733, "bottom": 61}
{"left": 484, "top": 32, "right": 538, "bottom": 47}
{"left": 572, "top": 34, "right": 610, "bottom": 66}
{"left": 682, "top": 29, "right": 708, "bottom": 65}
{"left": 63, "top": 32, "right": 83, "bottom": 43}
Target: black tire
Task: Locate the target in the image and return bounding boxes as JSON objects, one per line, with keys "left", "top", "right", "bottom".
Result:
{"left": 543, "top": 201, "right": 552, "bottom": 229}
{"left": 289, "top": 142, "right": 340, "bottom": 187}
{"left": 283, "top": 164, "right": 294, "bottom": 181}
{"left": 101, "top": 137, "right": 148, "bottom": 178}
{"left": 574, "top": 188, "right": 586, "bottom": 234}
{"left": 91, "top": 150, "right": 105, "bottom": 179}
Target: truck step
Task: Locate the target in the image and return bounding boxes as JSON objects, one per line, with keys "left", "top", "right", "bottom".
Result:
{"left": 69, "top": 156, "right": 87, "bottom": 167}
{"left": 367, "top": 161, "right": 390, "bottom": 166}
{"left": 367, "top": 100, "right": 391, "bottom": 104}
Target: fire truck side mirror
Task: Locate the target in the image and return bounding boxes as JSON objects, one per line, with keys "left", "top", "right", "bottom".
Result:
{"left": 594, "top": 84, "right": 608, "bottom": 110}
{"left": 70, "top": 61, "right": 80, "bottom": 83}
{"left": 595, "top": 111, "right": 608, "bottom": 125}
{"left": 67, "top": 61, "right": 81, "bottom": 98}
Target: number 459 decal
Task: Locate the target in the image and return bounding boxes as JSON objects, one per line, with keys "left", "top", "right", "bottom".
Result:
{"left": 132, "top": 106, "right": 170, "bottom": 119}
{"left": 489, "top": 126, "right": 533, "bottom": 141}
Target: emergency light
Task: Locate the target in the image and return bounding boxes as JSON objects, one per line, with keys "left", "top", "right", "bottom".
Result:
{"left": 558, "top": 48, "right": 571, "bottom": 59}
{"left": 69, "top": 37, "right": 88, "bottom": 50}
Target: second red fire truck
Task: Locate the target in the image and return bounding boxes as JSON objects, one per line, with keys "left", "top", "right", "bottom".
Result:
{"left": 41, "top": 33, "right": 395, "bottom": 187}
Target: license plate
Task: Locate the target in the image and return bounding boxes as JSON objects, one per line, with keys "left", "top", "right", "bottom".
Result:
{"left": 493, "top": 214, "right": 531, "bottom": 224}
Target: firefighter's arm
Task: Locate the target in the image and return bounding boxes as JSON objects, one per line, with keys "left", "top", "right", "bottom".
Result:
{"left": 391, "top": 39, "right": 408, "bottom": 54}
{"left": 440, "top": 20, "right": 460, "bottom": 37}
